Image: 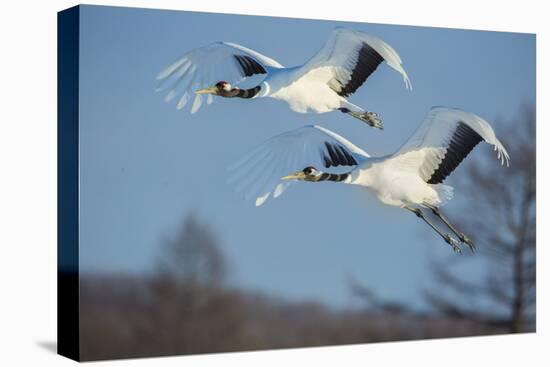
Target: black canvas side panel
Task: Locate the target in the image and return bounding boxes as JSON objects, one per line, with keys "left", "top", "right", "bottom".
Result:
{"left": 57, "top": 5, "right": 80, "bottom": 362}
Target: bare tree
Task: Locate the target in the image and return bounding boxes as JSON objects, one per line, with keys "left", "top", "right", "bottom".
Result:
{"left": 425, "top": 105, "right": 536, "bottom": 333}
{"left": 155, "top": 212, "right": 227, "bottom": 287}
{"left": 148, "top": 213, "right": 238, "bottom": 354}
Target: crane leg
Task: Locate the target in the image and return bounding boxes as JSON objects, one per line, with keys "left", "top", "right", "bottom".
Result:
{"left": 338, "top": 108, "right": 383, "bottom": 130}
{"left": 423, "top": 203, "right": 476, "bottom": 253}
{"left": 403, "top": 206, "right": 461, "bottom": 253}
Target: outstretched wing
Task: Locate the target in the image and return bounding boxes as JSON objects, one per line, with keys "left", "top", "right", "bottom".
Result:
{"left": 228, "top": 125, "right": 369, "bottom": 207}
{"left": 156, "top": 42, "right": 283, "bottom": 113}
{"left": 387, "top": 107, "right": 510, "bottom": 184}
{"left": 297, "top": 27, "right": 411, "bottom": 97}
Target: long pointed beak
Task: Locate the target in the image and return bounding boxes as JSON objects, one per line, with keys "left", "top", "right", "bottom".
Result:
{"left": 195, "top": 87, "right": 217, "bottom": 95}
{"left": 281, "top": 171, "right": 305, "bottom": 181}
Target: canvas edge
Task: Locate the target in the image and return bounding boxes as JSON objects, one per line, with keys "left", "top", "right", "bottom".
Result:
{"left": 57, "top": 4, "right": 81, "bottom": 362}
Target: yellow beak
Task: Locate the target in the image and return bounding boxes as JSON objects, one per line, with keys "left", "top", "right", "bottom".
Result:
{"left": 195, "top": 86, "right": 218, "bottom": 95}
{"left": 281, "top": 171, "right": 306, "bottom": 181}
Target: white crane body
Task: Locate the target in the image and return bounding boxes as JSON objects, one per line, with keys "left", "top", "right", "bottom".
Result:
{"left": 157, "top": 28, "right": 411, "bottom": 128}
{"left": 228, "top": 107, "right": 510, "bottom": 252}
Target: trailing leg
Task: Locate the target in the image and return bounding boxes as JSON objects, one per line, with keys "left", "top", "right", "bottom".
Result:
{"left": 424, "top": 203, "right": 476, "bottom": 253}
{"left": 338, "top": 106, "right": 383, "bottom": 130}
{"left": 404, "top": 206, "right": 461, "bottom": 253}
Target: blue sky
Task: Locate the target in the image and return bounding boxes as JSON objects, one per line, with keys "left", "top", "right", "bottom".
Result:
{"left": 78, "top": 5, "right": 535, "bottom": 309}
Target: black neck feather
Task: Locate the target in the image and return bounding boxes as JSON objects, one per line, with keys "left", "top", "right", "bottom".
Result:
{"left": 221, "top": 85, "right": 261, "bottom": 99}
{"left": 235, "top": 85, "right": 261, "bottom": 99}
{"left": 318, "top": 172, "right": 349, "bottom": 182}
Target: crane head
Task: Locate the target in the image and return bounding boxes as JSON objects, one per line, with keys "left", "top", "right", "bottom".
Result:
{"left": 195, "top": 81, "right": 232, "bottom": 96}
{"left": 281, "top": 166, "right": 322, "bottom": 182}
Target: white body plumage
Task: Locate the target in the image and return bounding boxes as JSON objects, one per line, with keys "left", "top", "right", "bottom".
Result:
{"left": 264, "top": 69, "right": 343, "bottom": 113}
{"left": 346, "top": 159, "right": 451, "bottom": 208}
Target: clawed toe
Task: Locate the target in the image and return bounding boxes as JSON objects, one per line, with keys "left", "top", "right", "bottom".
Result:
{"left": 365, "top": 112, "right": 383, "bottom": 130}
{"left": 459, "top": 233, "right": 476, "bottom": 253}
{"left": 444, "top": 234, "right": 461, "bottom": 253}
{"left": 341, "top": 109, "right": 384, "bottom": 129}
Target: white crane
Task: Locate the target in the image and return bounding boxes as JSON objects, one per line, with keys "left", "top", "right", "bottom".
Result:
{"left": 156, "top": 27, "right": 411, "bottom": 129}
{"left": 228, "top": 107, "right": 510, "bottom": 252}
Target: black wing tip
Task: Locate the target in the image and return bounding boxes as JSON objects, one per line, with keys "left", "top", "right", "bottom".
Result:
{"left": 322, "top": 142, "right": 358, "bottom": 168}
{"left": 233, "top": 54, "right": 267, "bottom": 77}
{"left": 426, "top": 122, "right": 483, "bottom": 184}
{"left": 336, "top": 42, "right": 384, "bottom": 98}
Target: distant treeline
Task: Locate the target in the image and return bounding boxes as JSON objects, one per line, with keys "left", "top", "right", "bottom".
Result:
{"left": 79, "top": 271, "right": 507, "bottom": 361}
